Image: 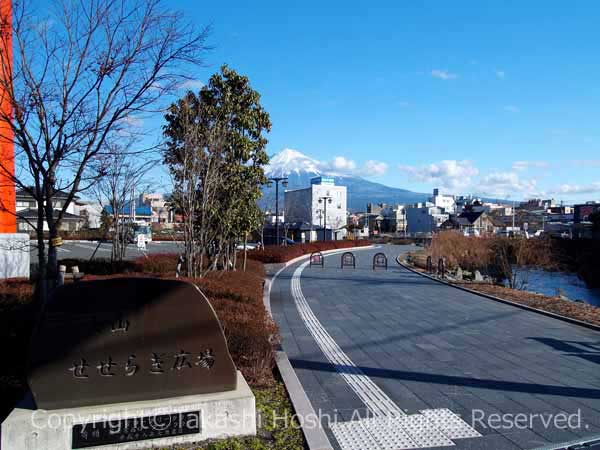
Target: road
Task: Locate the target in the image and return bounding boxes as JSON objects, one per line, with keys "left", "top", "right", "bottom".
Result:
{"left": 270, "top": 245, "right": 600, "bottom": 450}
{"left": 28, "top": 240, "right": 182, "bottom": 261}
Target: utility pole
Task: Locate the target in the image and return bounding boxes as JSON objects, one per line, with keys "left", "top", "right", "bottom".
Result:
{"left": 318, "top": 195, "right": 332, "bottom": 241}
{"left": 268, "top": 177, "right": 288, "bottom": 245}
{"left": 512, "top": 200, "right": 515, "bottom": 230}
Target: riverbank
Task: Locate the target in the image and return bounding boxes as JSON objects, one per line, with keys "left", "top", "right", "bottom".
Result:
{"left": 454, "top": 282, "right": 600, "bottom": 327}
{"left": 400, "top": 255, "right": 600, "bottom": 328}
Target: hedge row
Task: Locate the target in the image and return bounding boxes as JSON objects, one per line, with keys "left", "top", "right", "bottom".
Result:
{"left": 247, "top": 240, "right": 370, "bottom": 264}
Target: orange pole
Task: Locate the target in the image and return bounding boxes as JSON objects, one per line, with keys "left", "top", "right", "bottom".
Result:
{"left": 0, "top": 0, "right": 15, "bottom": 233}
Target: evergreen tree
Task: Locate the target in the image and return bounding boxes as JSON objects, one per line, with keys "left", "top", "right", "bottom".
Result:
{"left": 163, "top": 65, "right": 271, "bottom": 275}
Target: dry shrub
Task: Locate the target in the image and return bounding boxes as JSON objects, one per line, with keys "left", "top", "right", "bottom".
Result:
{"left": 248, "top": 240, "right": 370, "bottom": 264}
{"left": 427, "top": 231, "right": 494, "bottom": 271}
{"left": 134, "top": 253, "right": 179, "bottom": 275}
{"left": 425, "top": 232, "right": 559, "bottom": 287}
{"left": 193, "top": 260, "right": 277, "bottom": 386}
{"left": 58, "top": 258, "right": 139, "bottom": 275}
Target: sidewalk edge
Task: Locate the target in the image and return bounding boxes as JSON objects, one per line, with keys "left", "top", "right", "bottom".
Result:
{"left": 263, "top": 245, "right": 374, "bottom": 450}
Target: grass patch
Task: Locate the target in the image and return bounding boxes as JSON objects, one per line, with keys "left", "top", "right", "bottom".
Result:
{"left": 164, "top": 380, "right": 305, "bottom": 450}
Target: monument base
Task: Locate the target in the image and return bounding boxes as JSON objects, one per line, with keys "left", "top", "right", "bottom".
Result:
{"left": 1, "top": 371, "right": 255, "bottom": 450}
{"left": 0, "top": 233, "right": 30, "bottom": 279}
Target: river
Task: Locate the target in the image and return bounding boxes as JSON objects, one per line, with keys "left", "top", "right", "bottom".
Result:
{"left": 511, "top": 268, "right": 600, "bottom": 307}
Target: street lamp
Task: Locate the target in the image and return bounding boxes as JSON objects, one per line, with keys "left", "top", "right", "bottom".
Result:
{"left": 318, "top": 196, "right": 332, "bottom": 241}
{"left": 268, "top": 177, "right": 288, "bottom": 245}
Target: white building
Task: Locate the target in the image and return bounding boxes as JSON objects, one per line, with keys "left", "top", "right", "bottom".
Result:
{"left": 405, "top": 203, "right": 449, "bottom": 235}
{"left": 284, "top": 177, "right": 347, "bottom": 240}
{"left": 429, "top": 188, "right": 456, "bottom": 213}
{"left": 380, "top": 204, "right": 407, "bottom": 232}
{"left": 74, "top": 200, "right": 103, "bottom": 229}
{"left": 139, "top": 193, "right": 173, "bottom": 225}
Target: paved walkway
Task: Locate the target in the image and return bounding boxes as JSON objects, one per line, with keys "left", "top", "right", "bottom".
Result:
{"left": 270, "top": 245, "right": 600, "bottom": 450}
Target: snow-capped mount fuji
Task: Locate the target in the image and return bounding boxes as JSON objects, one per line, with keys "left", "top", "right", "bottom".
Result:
{"left": 264, "top": 148, "right": 324, "bottom": 177}
{"left": 261, "top": 149, "right": 429, "bottom": 212}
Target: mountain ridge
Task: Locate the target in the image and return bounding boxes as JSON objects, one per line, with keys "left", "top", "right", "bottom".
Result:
{"left": 261, "top": 149, "right": 431, "bottom": 211}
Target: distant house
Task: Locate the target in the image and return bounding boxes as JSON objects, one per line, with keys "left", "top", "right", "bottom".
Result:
{"left": 16, "top": 189, "right": 83, "bottom": 232}
{"left": 441, "top": 211, "right": 503, "bottom": 235}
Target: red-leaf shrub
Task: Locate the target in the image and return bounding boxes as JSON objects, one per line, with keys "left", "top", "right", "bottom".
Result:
{"left": 247, "top": 240, "right": 371, "bottom": 264}
{"left": 133, "top": 254, "right": 179, "bottom": 275}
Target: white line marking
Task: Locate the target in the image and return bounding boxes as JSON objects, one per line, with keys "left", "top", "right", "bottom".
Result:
{"left": 292, "top": 260, "right": 405, "bottom": 418}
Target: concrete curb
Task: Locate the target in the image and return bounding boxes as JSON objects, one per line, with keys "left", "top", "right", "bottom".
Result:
{"left": 396, "top": 256, "right": 600, "bottom": 333}
{"left": 263, "top": 245, "right": 375, "bottom": 450}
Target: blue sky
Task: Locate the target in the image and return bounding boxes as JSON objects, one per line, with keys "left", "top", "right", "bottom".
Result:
{"left": 148, "top": 1, "right": 600, "bottom": 202}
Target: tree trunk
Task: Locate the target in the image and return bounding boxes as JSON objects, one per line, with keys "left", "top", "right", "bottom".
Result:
{"left": 243, "top": 233, "right": 248, "bottom": 272}
{"left": 232, "top": 242, "right": 237, "bottom": 271}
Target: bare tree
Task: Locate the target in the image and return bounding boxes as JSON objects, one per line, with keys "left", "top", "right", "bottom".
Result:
{"left": 93, "top": 142, "right": 156, "bottom": 262}
{"left": 0, "top": 0, "right": 209, "bottom": 299}
{"left": 493, "top": 236, "right": 557, "bottom": 289}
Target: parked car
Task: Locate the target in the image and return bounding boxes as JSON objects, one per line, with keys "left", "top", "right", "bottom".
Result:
{"left": 236, "top": 241, "right": 259, "bottom": 250}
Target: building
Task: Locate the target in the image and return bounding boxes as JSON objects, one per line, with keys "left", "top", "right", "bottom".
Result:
{"left": 75, "top": 200, "right": 103, "bottom": 229}
{"left": 442, "top": 211, "right": 504, "bottom": 236}
{"left": 380, "top": 204, "right": 407, "bottom": 233}
{"left": 429, "top": 188, "right": 456, "bottom": 213}
{"left": 284, "top": 176, "right": 347, "bottom": 240}
{"left": 405, "top": 203, "right": 449, "bottom": 235}
{"left": 103, "top": 204, "right": 153, "bottom": 223}
{"left": 15, "top": 189, "right": 83, "bottom": 232}
{"left": 574, "top": 202, "right": 600, "bottom": 224}
{"left": 519, "top": 198, "right": 556, "bottom": 211}
{"left": 138, "top": 193, "right": 174, "bottom": 225}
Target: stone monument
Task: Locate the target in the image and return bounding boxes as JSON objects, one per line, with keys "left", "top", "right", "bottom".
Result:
{"left": 2, "top": 278, "right": 256, "bottom": 449}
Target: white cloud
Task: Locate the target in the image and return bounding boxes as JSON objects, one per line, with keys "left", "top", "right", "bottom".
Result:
{"left": 551, "top": 182, "right": 600, "bottom": 195}
{"left": 320, "top": 156, "right": 389, "bottom": 177}
{"left": 504, "top": 105, "right": 520, "bottom": 113}
{"left": 476, "top": 171, "right": 538, "bottom": 197}
{"left": 178, "top": 79, "right": 204, "bottom": 90}
{"left": 495, "top": 70, "right": 506, "bottom": 79}
{"left": 398, "top": 160, "right": 478, "bottom": 190}
{"left": 330, "top": 156, "right": 357, "bottom": 172}
{"left": 363, "top": 160, "right": 388, "bottom": 176}
{"left": 512, "top": 160, "right": 550, "bottom": 171}
{"left": 431, "top": 70, "right": 458, "bottom": 80}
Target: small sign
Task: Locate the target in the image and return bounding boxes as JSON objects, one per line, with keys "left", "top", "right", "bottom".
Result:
{"left": 72, "top": 410, "right": 201, "bottom": 448}
{"left": 51, "top": 237, "right": 63, "bottom": 247}
{"left": 373, "top": 252, "right": 388, "bottom": 270}
{"left": 309, "top": 251, "right": 324, "bottom": 268}
{"left": 137, "top": 234, "right": 146, "bottom": 250}
{"left": 340, "top": 251, "right": 355, "bottom": 269}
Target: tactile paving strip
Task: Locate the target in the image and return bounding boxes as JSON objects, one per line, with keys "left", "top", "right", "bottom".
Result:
{"left": 398, "top": 414, "right": 455, "bottom": 448}
{"left": 330, "top": 420, "right": 381, "bottom": 450}
{"left": 362, "top": 417, "right": 419, "bottom": 449}
{"left": 420, "top": 408, "right": 482, "bottom": 439}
